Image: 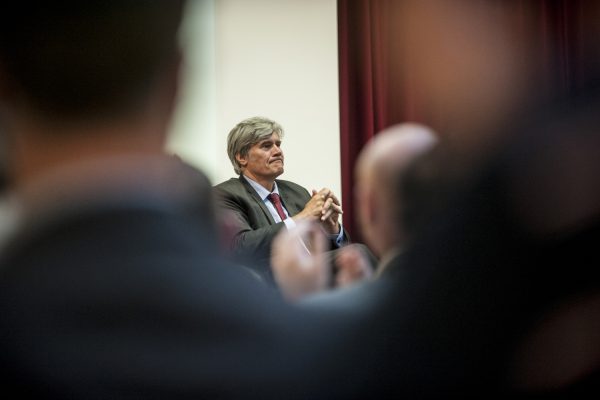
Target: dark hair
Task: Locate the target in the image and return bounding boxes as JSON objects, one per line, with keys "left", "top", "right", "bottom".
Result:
{"left": 0, "top": 1, "right": 184, "bottom": 118}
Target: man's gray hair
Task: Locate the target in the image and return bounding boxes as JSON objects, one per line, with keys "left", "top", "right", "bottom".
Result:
{"left": 227, "top": 116, "right": 284, "bottom": 175}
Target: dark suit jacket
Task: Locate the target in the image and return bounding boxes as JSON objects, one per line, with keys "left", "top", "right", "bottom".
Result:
{"left": 214, "top": 176, "right": 348, "bottom": 284}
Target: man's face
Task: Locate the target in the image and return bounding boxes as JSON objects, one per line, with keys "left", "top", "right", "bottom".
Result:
{"left": 238, "top": 133, "right": 284, "bottom": 183}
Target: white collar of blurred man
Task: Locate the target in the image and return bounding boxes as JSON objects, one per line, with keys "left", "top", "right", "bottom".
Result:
{"left": 236, "top": 132, "right": 284, "bottom": 192}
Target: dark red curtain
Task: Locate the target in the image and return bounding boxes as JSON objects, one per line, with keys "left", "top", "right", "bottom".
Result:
{"left": 338, "top": 0, "right": 590, "bottom": 242}
{"left": 338, "top": 0, "right": 408, "bottom": 243}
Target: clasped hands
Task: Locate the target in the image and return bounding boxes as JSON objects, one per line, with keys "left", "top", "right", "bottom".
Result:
{"left": 293, "top": 188, "right": 343, "bottom": 235}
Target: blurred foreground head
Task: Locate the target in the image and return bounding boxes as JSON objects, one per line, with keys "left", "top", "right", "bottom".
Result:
{"left": 391, "top": 0, "right": 533, "bottom": 161}
{"left": 392, "top": 1, "right": 600, "bottom": 393}
{"left": 355, "top": 123, "right": 437, "bottom": 257}
{"left": 0, "top": 1, "right": 184, "bottom": 119}
{"left": 0, "top": 1, "right": 185, "bottom": 187}
{"left": 392, "top": 0, "right": 600, "bottom": 167}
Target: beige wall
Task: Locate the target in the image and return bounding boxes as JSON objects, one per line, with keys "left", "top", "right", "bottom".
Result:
{"left": 168, "top": 0, "right": 342, "bottom": 204}
{"left": 168, "top": 0, "right": 218, "bottom": 178}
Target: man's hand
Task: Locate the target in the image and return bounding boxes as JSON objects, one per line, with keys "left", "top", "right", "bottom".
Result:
{"left": 334, "top": 245, "right": 373, "bottom": 287}
{"left": 271, "top": 221, "right": 328, "bottom": 301}
{"left": 292, "top": 188, "right": 332, "bottom": 222}
{"left": 292, "top": 188, "right": 343, "bottom": 235}
{"left": 317, "top": 189, "right": 343, "bottom": 235}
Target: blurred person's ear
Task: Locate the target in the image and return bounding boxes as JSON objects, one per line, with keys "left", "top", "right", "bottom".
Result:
{"left": 355, "top": 184, "right": 373, "bottom": 229}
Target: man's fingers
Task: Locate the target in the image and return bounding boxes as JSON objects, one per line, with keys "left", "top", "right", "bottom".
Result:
{"left": 321, "top": 203, "right": 344, "bottom": 221}
{"left": 321, "top": 208, "right": 333, "bottom": 221}
{"left": 317, "top": 188, "right": 332, "bottom": 199}
{"left": 328, "top": 193, "right": 341, "bottom": 206}
{"left": 307, "top": 188, "right": 343, "bottom": 221}
{"left": 328, "top": 203, "right": 343, "bottom": 215}
{"left": 320, "top": 198, "right": 342, "bottom": 214}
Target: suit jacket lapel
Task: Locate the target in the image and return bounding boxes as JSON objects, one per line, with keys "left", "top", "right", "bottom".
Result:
{"left": 277, "top": 181, "right": 301, "bottom": 216}
{"left": 239, "top": 176, "right": 276, "bottom": 224}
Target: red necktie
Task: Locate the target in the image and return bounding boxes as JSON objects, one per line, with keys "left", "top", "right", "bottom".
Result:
{"left": 267, "top": 193, "right": 287, "bottom": 221}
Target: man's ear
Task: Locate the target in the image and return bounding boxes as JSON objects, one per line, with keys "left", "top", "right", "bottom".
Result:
{"left": 356, "top": 184, "right": 376, "bottom": 228}
{"left": 365, "top": 189, "right": 378, "bottom": 225}
{"left": 235, "top": 153, "right": 247, "bottom": 168}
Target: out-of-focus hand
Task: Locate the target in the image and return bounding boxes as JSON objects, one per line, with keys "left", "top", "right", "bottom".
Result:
{"left": 334, "top": 245, "right": 373, "bottom": 288}
{"left": 271, "top": 221, "right": 328, "bottom": 301}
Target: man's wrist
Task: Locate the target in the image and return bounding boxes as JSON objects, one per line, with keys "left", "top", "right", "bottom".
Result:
{"left": 329, "top": 225, "right": 345, "bottom": 247}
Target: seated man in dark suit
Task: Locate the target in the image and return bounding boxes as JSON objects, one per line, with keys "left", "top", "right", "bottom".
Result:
{"left": 214, "top": 116, "right": 350, "bottom": 285}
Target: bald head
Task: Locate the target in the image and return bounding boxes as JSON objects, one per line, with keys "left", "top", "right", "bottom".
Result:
{"left": 357, "top": 123, "right": 438, "bottom": 185}
{"left": 355, "top": 123, "right": 438, "bottom": 258}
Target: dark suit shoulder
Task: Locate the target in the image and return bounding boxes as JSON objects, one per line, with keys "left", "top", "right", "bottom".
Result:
{"left": 213, "top": 177, "right": 244, "bottom": 191}
{"left": 214, "top": 177, "right": 310, "bottom": 199}
{"left": 213, "top": 177, "right": 249, "bottom": 200}
{"left": 275, "top": 179, "right": 310, "bottom": 195}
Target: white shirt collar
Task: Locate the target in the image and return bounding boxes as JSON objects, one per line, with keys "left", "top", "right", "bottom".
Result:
{"left": 242, "top": 175, "right": 280, "bottom": 200}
